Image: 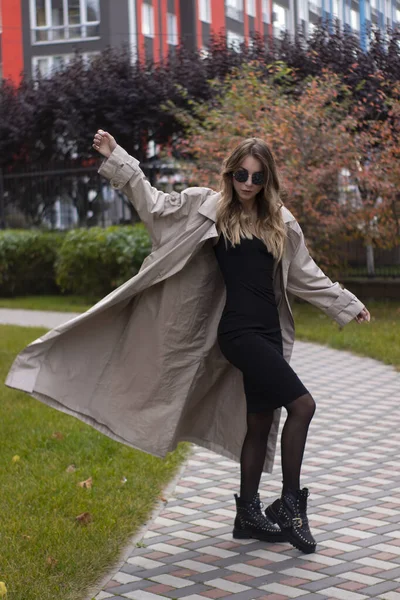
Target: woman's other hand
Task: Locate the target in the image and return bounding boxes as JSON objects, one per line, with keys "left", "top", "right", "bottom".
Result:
{"left": 355, "top": 307, "right": 371, "bottom": 324}
{"left": 92, "top": 130, "right": 117, "bottom": 159}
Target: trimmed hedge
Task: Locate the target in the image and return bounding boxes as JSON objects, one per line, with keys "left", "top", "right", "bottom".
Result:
{"left": 0, "top": 230, "right": 64, "bottom": 296}
{"left": 55, "top": 224, "right": 151, "bottom": 298}
{"left": 0, "top": 225, "right": 152, "bottom": 299}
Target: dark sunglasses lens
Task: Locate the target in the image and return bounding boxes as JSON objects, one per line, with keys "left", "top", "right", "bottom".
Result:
{"left": 233, "top": 169, "right": 248, "bottom": 183}
{"left": 252, "top": 172, "right": 264, "bottom": 185}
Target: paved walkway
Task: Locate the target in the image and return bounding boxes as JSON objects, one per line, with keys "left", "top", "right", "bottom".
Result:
{"left": 0, "top": 308, "right": 81, "bottom": 328}
{"left": 4, "top": 309, "right": 400, "bottom": 600}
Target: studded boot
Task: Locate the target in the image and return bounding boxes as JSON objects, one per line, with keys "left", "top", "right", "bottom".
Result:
{"left": 265, "top": 487, "right": 316, "bottom": 554}
{"left": 233, "top": 492, "right": 285, "bottom": 542}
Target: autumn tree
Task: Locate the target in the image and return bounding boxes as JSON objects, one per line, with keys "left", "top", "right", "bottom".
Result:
{"left": 171, "top": 63, "right": 399, "bottom": 275}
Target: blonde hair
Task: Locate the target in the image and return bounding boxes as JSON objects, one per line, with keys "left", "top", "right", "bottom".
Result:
{"left": 216, "top": 138, "right": 287, "bottom": 262}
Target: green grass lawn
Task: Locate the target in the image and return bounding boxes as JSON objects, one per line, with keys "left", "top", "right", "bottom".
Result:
{"left": 0, "top": 325, "right": 189, "bottom": 600}
{"left": 293, "top": 298, "right": 400, "bottom": 371}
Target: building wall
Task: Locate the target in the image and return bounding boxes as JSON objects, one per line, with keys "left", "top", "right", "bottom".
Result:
{"left": 1, "top": 0, "right": 399, "bottom": 85}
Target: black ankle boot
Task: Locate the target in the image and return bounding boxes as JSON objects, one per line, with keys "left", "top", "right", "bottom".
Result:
{"left": 265, "top": 487, "right": 316, "bottom": 554}
{"left": 233, "top": 492, "right": 285, "bottom": 542}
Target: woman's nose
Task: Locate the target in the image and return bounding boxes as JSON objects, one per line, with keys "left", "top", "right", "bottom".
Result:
{"left": 246, "top": 174, "right": 253, "bottom": 185}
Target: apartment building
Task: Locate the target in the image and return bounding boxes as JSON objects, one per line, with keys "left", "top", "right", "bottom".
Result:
{"left": 0, "top": 0, "right": 399, "bottom": 83}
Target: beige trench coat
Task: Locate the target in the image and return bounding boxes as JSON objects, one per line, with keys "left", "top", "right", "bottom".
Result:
{"left": 6, "top": 145, "right": 365, "bottom": 473}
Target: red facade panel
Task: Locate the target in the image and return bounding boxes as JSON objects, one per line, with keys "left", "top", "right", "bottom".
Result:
{"left": 256, "top": 0, "right": 264, "bottom": 34}
{"left": 211, "top": 0, "right": 225, "bottom": 36}
{"left": 244, "top": 0, "right": 250, "bottom": 39}
{"left": 160, "top": 0, "right": 168, "bottom": 58}
{"left": 137, "top": 0, "right": 145, "bottom": 61}
{"left": 196, "top": 0, "right": 202, "bottom": 48}
{"left": 2, "top": 0, "right": 24, "bottom": 84}
{"left": 153, "top": 0, "right": 160, "bottom": 61}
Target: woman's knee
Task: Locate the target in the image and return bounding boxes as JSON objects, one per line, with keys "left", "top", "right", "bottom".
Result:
{"left": 286, "top": 393, "right": 316, "bottom": 421}
{"left": 246, "top": 411, "right": 274, "bottom": 438}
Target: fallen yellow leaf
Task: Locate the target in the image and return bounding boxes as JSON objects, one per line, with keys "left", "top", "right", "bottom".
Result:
{"left": 78, "top": 477, "right": 92, "bottom": 489}
{"left": 11, "top": 455, "right": 20, "bottom": 463}
{"left": 75, "top": 512, "right": 92, "bottom": 525}
{"left": 46, "top": 556, "right": 58, "bottom": 568}
{"left": 0, "top": 582, "right": 7, "bottom": 596}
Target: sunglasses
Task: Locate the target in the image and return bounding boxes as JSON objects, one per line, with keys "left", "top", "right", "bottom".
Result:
{"left": 233, "top": 168, "right": 264, "bottom": 186}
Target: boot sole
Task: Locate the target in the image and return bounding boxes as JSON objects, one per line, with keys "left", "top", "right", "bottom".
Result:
{"left": 265, "top": 506, "right": 316, "bottom": 554}
{"left": 232, "top": 527, "right": 285, "bottom": 543}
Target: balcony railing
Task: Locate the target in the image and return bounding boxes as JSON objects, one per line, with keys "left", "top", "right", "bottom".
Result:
{"left": 32, "top": 23, "right": 100, "bottom": 44}
{"left": 226, "top": 6, "right": 244, "bottom": 21}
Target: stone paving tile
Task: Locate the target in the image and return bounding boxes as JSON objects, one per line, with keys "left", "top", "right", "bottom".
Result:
{"left": 92, "top": 341, "right": 400, "bottom": 600}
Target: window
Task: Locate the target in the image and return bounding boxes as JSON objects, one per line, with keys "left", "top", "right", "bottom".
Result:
{"left": 199, "top": 0, "right": 211, "bottom": 22}
{"left": 262, "top": 0, "right": 270, "bottom": 22}
{"left": 142, "top": 3, "right": 154, "bottom": 37}
{"left": 226, "top": 0, "right": 244, "bottom": 21}
{"left": 350, "top": 7, "right": 359, "bottom": 30}
{"left": 247, "top": 0, "right": 256, "bottom": 16}
{"left": 273, "top": 3, "right": 287, "bottom": 35}
{"left": 31, "top": 0, "right": 100, "bottom": 43}
{"left": 333, "top": 0, "right": 339, "bottom": 17}
{"left": 227, "top": 29, "right": 244, "bottom": 49}
{"left": 167, "top": 13, "right": 178, "bottom": 45}
{"left": 308, "top": 0, "right": 321, "bottom": 16}
{"left": 32, "top": 51, "right": 97, "bottom": 77}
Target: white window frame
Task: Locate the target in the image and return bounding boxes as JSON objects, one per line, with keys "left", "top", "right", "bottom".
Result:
{"left": 30, "top": 0, "right": 100, "bottom": 44}
{"left": 142, "top": 2, "right": 154, "bottom": 37}
{"left": 247, "top": 0, "right": 256, "bottom": 16}
{"left": 308, "top": 0, "right": 321, "bottom": 16}
{"left": 227, "top": 29, "right": 244, "bottom": 50}
{"left": 167, "top": 13, "right": 178, "bottom": 45}
{"left": 273, "top": 3, "right": 287, "bottom": 34}
{"left": 32, "top": 51, "right": 98, "bottom": 77}
{"left": 350, "top": 7, "right": 360, "bottom": 30}
{"left": 226, "top": 0, "right": 244, "bottom": 21}
{"left": 262, "top": 0, "right": 271, "bottom": 22}
{"left": 199, "top": 0, "right": 212, "bottom": 22}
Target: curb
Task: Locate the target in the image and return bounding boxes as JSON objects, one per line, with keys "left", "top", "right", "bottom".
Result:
{"left": 84, "top": 443, "right": 195, "bottom": 600}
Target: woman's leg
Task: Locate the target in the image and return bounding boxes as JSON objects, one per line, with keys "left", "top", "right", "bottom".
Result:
{"left": 265, "top": 392, "right": 317, "bottom": 553}
{"left": 234, "top": 408, "right": 284, "bottom": 542}
{"left": 281, "top": 393, "right": 316, "bottom": 492}
{"left": 240, "top": 410, "right": 274, "bottom": 501}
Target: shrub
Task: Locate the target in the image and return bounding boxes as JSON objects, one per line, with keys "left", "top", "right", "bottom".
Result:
{"left": 0, "top": 230, "right": 64, "bottom": 296}
{"left": 55, "top": 224, "right": 151, "bottom": 298}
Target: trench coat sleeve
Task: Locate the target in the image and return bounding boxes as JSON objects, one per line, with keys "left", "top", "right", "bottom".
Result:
{"left": 286, "top": 222, "right": 365, "bottom": 327}
{"left": 98, "top": 145, "right": 209, "bottom": 245}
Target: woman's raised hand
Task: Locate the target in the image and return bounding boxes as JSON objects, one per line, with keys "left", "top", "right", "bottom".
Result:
{"left": 92, "top": 130, "right": 117, "bottom": 159}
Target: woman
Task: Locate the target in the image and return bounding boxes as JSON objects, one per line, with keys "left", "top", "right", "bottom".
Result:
{"left": 6, "top": 130, "right": 370, "bottom": 557}
{"left": 92, "top": 130, "right": 369, "bottom": 554}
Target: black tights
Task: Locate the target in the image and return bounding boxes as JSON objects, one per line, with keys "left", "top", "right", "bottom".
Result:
{"left": 240, "top": 393, "right": 316, "bottom": 501}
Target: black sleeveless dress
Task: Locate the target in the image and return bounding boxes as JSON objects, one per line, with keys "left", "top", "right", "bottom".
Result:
{"left": 213, "top": 234, "right": 309, "bottom": 413}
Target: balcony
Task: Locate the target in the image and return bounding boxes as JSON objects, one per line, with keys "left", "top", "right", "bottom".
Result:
{"left": 32, "top": 23, "right": 100, "bottom": 44}
{"left": 226, "top": 6, "right": 244, "bottom": 21}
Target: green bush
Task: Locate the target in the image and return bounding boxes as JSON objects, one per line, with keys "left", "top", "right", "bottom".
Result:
{"left": 0, "top": 230, "right": 64, "bottom": 296}
{"left": 55, "top": 224, "right": 151, "bottom": 298}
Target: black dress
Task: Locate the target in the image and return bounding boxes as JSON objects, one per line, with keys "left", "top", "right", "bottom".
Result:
{"left": 213, "top": 233, "right": 309, "bottom": 413}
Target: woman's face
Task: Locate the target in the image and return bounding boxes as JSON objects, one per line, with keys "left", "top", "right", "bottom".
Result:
{"left": 232, "top": 155, "right": 264, "bottom": 207}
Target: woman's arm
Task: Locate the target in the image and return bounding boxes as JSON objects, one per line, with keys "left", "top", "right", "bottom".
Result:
{"left": 93, "top": 130, "right": 209, "bottom": 245}
{"left": 286, "top": 221, "right": 370, "bottom": 327}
